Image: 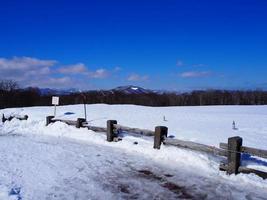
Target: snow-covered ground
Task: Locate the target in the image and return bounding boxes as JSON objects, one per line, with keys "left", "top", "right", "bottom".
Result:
{"left": 1, "top": 104, "right": 267, "bottom": 199}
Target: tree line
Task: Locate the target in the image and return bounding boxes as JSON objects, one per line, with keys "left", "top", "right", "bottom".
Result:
{"left": 1, "top": 80, "right": 267, "bottom": 109}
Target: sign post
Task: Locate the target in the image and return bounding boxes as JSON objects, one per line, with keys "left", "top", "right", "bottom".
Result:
{"left": 84, "top": 102, "right": 87, "bottom": 121}
{"left": 79, "top": 91, "right": 87, "bottom": 121}
{"left": 52, "top": 96, "right": 59, "bottom": 117}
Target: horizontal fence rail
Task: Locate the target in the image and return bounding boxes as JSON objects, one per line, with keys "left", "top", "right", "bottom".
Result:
{"left": 52, "top": 119, "right": 77, "bottom": 126}
{"left": 164, "top": 137, "right": 227, "bottom": 156}
{"left": 220, "top": 143, "right": 267, "bottom": 159}
{"left": 238, "top": 166, "right": 267, "bottom": 179}
{"left": 220, "top": 163, "right": 267, "bottom": 179}
{"left": 86, "top": 125, "right": 107, "bottom": 133}
{"left": 114, "top": 124, "right": 154, "bottom": 136}
{"left": 242, "top": 146, "right": 267, "bottom": 160}
{"left": 219, "top": 137, "right": 267, "bottom": 179}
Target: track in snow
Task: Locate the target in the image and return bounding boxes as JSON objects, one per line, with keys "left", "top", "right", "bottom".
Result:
{"left": 0, "top": 133, "right": 200, "bottom": 199}
{"left": 0, "top": 132, "right": 266, "bottom": 200}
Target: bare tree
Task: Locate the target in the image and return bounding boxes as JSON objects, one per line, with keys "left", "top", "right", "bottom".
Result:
{"left": 0, "top": 80, "right": 19, "bottom": 91}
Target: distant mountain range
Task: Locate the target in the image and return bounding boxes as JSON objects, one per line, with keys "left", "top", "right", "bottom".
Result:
{"left": 25, "top": 85, "right": 178, "bottom": 96}
{"left": 39, "top": 88, "right": 80, "bottom": 95}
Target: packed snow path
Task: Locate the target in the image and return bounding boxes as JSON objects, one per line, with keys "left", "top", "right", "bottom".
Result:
{"left": 0, "top": 132, "right": 266, "bottom": 200}
{"left": 1, "top": 133, "right": 200, "bottom": 199}
{"left": 1, "top": 104, "right": 267, "bottom": 199}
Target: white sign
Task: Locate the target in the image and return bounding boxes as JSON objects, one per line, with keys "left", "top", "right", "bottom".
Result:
{"left": 52, "top": 96, "right": 59, "bottom": 105}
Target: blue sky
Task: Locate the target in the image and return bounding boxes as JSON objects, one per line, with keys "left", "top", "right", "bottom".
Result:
{"left": 0, "top": 0, "right": 266, "bottom": 90}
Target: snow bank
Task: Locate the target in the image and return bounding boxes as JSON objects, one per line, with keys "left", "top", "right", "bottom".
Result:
{"left": 2, "top": 104, "right": 267, "bottom": 148}
{"left": 1, "top": 104, "right": 267, "bottom": 199}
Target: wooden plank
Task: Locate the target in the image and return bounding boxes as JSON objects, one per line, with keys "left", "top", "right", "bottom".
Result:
{"left": 164, "top": 138, "right": 226, "bottom": 156}
{"left": 16, "top": 115, "right": 28, "bottom": 120}
{"left": 114, "top": 124, "right": 154, "bottom": 136}
{"left": 87, "top": 126, "right": 107, "bottom": 133}
{"left": 52, "top": 119, "right": 77, "bottom": 126}
{"left": 60, "top": 120, "right": 77, "bottom": 126}
{"left": 221, "top": 142, "right": 267, "bottom": 159}
{"left": 241, "top": 146, "right": 267, "bottom": 159}
{"left": 220, "top": 164, "right": 267, "bottom": 179}
{"left": 81, "top": 122, "right": 107, "bottom": 132}
{"left": 238, "top": 166, "right": 267, "bottom": 179}
{"left": 49, "top": 119, "right": 105, "bottom": 132}
{"left": 2, "top": 114, "right": 28, "bottom": 123}
{"left": 219, "top": 143, "right": 228, "bottom": 150}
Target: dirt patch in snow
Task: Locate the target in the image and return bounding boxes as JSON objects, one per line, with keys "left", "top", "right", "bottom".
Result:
{"left": 137, "top": 169, "right": 194, "bottom": 199}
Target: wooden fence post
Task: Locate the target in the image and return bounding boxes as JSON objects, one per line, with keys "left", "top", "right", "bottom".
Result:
{"left": 154, "top": 126, "right": 168, "bottom": 149}
{"left": 46, "top": 116, "right": 54, "bottom": 126}
{"left": 107, "top": 120, "right": 117, "bottom": 142}
{"left": 2, "top": 114, "right": 6, "bottom": 123}
{"left": 76, "top": 118, "right": 86, "bottom": 128}
{"left": 227, "top": 136, "right": 243, "bottom": 175}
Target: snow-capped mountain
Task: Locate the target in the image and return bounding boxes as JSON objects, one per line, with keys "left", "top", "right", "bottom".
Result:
{"left": 112, "top": 85, "right": 152, "bottom": 94}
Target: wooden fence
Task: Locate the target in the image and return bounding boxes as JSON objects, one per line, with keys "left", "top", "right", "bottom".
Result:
{"left": 46, "top": 116, "right": 267, "bottom": 179}
{"left": 2, "top": 114, "right": 28, "bottom": 123}
{"left": 219, "top": 138, "right": 267, "bottom": 179}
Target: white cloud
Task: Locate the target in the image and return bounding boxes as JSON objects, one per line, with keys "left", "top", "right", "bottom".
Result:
{"left": 0, "top": 56, "right": 112, "bottom": 89}
{"left": 58, "top": 64, "right": 110, "bottom": 79}
{"left": 58, "top": 63, "right": 87, "bottom": 74}
{"left": 0, "top": 56, "right": 79, "bottom": 88}
{"left": 88, "top": 69, "right": 109, "bottom": 79}
{"left": 127, "top": 74, "right": 149, "bottom": 81}
{"left": 180, "top": 71, "right": 211, "bottom": 78}
{"left": 27, "top": 67, "right": 51, "bottom": 76}
{"left": 0, "top": 56, "right": 56, "bottom": 70}
{"left": 0, "top": 56, "right": 56, "bottom": 81}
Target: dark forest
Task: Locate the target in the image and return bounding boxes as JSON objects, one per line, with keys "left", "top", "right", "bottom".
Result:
{"left": 1, "top": 80, "right": 267, "bottom": 109}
